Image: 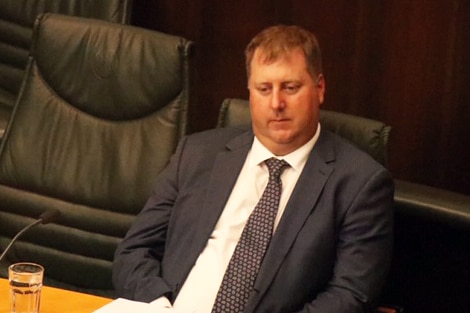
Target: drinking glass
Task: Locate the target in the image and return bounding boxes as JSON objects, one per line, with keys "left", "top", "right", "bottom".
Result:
{"left": 8, "top": 263, "right": 44, "bottom": 313}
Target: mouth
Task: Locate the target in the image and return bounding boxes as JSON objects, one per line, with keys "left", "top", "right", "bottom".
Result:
{"left": 271, "top": 118, "right": 289, "bottom": 123}
{"left": 269, "top": 119, "right": 290, "bottom": 127}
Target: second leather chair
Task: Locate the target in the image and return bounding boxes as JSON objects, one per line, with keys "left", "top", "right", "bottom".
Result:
{"left": 0, "top": 13, "right": 193, "bottom": 297}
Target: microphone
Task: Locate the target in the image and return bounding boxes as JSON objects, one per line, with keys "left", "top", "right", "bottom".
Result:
{"left": 0, "top": 209, "right": 60, "bottom": 262}
{"left": 38, "top": 209, "right": 60, "bottom": 225}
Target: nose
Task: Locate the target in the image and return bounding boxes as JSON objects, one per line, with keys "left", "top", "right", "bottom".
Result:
{"left": 270, "top": 89, "right": 286, "bottom": 111}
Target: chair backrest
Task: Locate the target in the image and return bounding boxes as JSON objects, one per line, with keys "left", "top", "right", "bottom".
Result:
{"left": 0, "top": 0, "right": 133, "bottom": 140}
{"left": 217, "top": 98, "right": 391, "bottom": 166}
{"left": 0, "top": 13, "right": 192, "bottom": 296}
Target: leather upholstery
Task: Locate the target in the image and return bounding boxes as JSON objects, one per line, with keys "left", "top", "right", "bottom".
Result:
{"left": 395, "top": 179, "right": 470, "bottom": 229}
{"left": 0, "top": 0, "right": 133, "bottom": 140}
{"left": 217, "top": 98, "right": 470, "bottom": 313}
{"left": 217, "top": 98, "right": 400, "bottom": 312}
{"left": 217, "top": 98, "right": 391, "bottom": 165}
{"left": 0, "top": 13, "right": 193, "bottom": 297}
{"left": 217, "top": 98, "right": 470, "bottom": 228}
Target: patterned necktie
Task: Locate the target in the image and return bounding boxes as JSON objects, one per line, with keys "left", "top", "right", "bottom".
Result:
{"left": 211, "top": 157, "right": 289, "bottom": 313}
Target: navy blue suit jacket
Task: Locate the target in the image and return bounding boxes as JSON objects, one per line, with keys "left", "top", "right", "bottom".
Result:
{"left": 113, "top": 126, "right": 394, "bottom": 313}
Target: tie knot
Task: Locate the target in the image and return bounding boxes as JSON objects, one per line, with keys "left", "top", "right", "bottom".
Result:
{"left": 265, "top": 157, "right": 289, "bottom": 180}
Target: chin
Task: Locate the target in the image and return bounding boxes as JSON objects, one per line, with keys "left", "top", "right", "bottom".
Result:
{"left": 270, "top": 130, "right": 295, "bottom": 142}
{"left": 272, "top": 137, "right": 297, "bottom": 148}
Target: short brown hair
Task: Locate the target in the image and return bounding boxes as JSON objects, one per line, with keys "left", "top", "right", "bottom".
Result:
{"left": 245, "top": 25, "right": 322, "bottom": 79}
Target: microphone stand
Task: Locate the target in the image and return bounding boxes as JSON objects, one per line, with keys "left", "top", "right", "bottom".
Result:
{"left": 0, "top": 219, "right": 42, "bottom": 262}
{"left": 0, "top": 209, "right": 59, "bottom": 262}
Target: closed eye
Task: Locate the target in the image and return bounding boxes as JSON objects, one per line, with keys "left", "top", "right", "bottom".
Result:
{"left": 283, "top": 83, "right": 301, "bottom": 94}
{"left": 255, "top": 84, "right": 272, "bottom": 95}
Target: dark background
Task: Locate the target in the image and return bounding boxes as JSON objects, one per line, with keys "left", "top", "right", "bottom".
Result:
{"left": 130, "top": 2, "right": 470, "bottom": 312}
{"left": 131, "top": 0, "right": 469, "bottom": 196}
{"left": 113, "top": 2, "right": 470, "bottom": 312}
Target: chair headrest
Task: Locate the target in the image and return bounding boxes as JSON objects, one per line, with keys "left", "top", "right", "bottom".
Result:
{"left": 217, "top": 98, "right": 391, "bottom": 165}
{"left": 31, "top": 13, "right": 192, "bottom": 120}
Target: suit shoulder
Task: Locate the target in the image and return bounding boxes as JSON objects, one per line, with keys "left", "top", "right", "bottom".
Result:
{"left": 180, "top": 126, "right": 253, "bottom": 155}
{"left": 321, "top": 130, "right": 388, "bottom": 173}
{"left": 188, "top": 126, "right": 250, "bottom": 139}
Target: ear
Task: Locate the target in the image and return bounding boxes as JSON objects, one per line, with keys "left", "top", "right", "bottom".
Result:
{"left": 316, "top": 74, "right": 326, "bottom": 104}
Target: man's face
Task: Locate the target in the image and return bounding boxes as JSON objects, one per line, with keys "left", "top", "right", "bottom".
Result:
{"left": 248, "top": 48, "right": 325, "bottom": 156}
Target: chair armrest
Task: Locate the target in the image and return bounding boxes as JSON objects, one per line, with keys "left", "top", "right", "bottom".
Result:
{"left": 394, "top": 179, "right": 470, "bottom": 229}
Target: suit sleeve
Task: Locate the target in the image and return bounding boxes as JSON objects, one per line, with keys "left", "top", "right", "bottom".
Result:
{"left": 297, "top": 168, "right": 394, "bottom": 313}
{"left": 112, "top": 136, "right": 187, "bottom": 302}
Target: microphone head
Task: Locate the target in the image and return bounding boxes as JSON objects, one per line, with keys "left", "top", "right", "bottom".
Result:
{"left": 39, "top": 209, "right": 60, "bottom": 224}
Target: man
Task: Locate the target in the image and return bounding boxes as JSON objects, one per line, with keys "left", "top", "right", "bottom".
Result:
{"left": 113, "top": 25, "right": 394, "bottom": 313}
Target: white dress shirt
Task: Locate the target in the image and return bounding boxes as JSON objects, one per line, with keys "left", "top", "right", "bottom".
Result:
{"left": 152, "top": 125, "right": 320, "bottom": 313}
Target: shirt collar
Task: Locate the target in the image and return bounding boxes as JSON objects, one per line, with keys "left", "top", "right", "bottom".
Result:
{"left": 248, "top": 123, "right": 321, "bottom": 171}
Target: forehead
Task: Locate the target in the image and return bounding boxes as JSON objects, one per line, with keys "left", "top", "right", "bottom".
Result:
{"left": 250, "top": 48, "right": 310, "bottom": 80}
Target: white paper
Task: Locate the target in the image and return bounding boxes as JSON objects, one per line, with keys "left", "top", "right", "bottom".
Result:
{"left": 92, "top": 298, "right": 193, "bottom": 313}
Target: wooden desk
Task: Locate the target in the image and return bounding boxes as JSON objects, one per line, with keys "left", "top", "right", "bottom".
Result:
{"left": 0, "top": 279, "right": 112, "bottom": 313}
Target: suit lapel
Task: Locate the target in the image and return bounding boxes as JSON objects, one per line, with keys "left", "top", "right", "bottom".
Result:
{"left": 171, "top": 130, "right": 254, "bottom": 290}
{"left": 193, "top": 131, "right": 253, "bottom": 252}
{"left": 246, "top": 131, "right": 336, "bottom": 312}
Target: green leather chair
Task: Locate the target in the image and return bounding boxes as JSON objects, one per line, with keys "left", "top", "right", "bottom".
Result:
{"left": 0, "top": 13, "right": 193, "bottom": 297}
{"left": 217, "top": 98, "right": 470, "bottom": 313}
{"left": 217, "top": 98, "right": 404, "bottom": 313}
{"left": 217, "top": 99, "right": 470, "bottom": 231}
{"left": 0, "top": 0, "right": 133, "bottom": 141}
{"left": 217, "top": 98, "right": 392, "bottom": 166}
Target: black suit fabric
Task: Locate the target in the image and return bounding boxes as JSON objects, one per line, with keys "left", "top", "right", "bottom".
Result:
{"left": 113, "top": 126, "right": 394, "bottom": 313}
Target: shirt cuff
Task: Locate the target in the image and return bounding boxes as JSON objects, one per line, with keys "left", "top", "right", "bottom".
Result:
{"left": 149, "top": 296, "right": 173, "bottom": 308}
